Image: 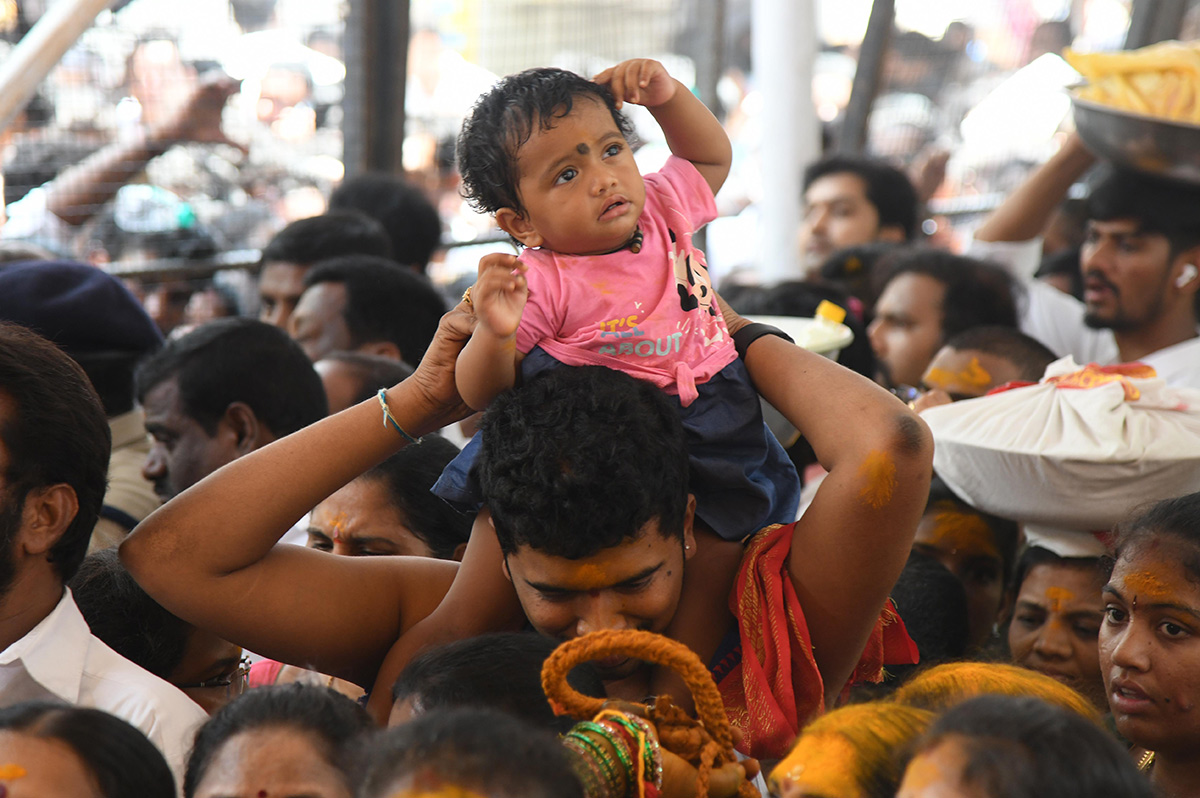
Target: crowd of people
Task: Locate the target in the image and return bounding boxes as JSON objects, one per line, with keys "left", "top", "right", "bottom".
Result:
{"left": 0, "top": 35, "right": 1199, "bottom": 798}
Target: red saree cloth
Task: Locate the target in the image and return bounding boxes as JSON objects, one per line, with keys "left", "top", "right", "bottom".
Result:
{"left": 717, "top": 523, "right": 919, "bottom": 760}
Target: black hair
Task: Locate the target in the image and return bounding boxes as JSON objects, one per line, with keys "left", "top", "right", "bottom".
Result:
{"left": 730, "top": 279, "right": 876, "bottom": 380}
{"left": 358, "top": 707, "right": 585, "bottom": 798}
{"left": 457, "top": 66, "right": 635, "bottom": 217}
{"left": 319, "top": 350, "right": 414, "bottom": 407}
{"left": 303, "top": 255, "right": 447, "bottom": 366}
{"left": 0, "top": 702, "right": 175, "bottom": 798}
{"left": 803, "top": 155, "right": 921, "bottom": 241}
{"left": 927, "top": 474, "right": 1019, "bottom": 583}
{"left": 890, "top": 550, "right": 970, "bottom": 681}
{"left": 69, "top": 548, "right": 191, "bottom": 679}
{"left": 881, "top": 248, "right": 1020, "bottom": 344}
{"left": 912, "top": 695, "right": 1155, "bottom": 798}
{"left": 135, "top": 317, "right": 328, "bottom": 437}
{"left": 477, "top": 366, "right": 689, "bottom": 558}
{"left": 817, "top": 241, "right": 905, "bottom": 320}
{"left": 260, "top": 210, "right": 393, "bottom": 266}
{"left": 0, "top": 323, "right": 110, "bottom": 581}
{"left": 940, "top": 325, "right": 1057, "bottom": 383}
{"left": 1113, "top": 491, "right": 1200, "bottom": 582}
{"left": 329, "top": 174, "right": 442, "bottom": 272}
{"left": 90, "top": 212, "right": 221, "bottom": 263}
{"left": 391, "top": 632, "right": 606, "bottom": 732}
{"left": 184, "top": 684, "right": 372, "bottom": 798}
{"left": 1086, "top": 167, "right": 1200, "bottom": 257}
{"left": 361, "top": 435, "right": 472, "bottom": 560}
{"left": 1009, "top": 545, "right": 1108, "bottom": 607}
{"left": 229, "top": 0, "right": 276, "bottom": 31}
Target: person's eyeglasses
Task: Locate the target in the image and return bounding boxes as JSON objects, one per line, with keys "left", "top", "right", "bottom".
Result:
{"left": 177, "top": 657, "right": 251, "bottom": 698}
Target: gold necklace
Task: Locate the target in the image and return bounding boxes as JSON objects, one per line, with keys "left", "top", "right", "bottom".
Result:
{"left": 1137, "top": 750, "right": 1156, "bottom": 772}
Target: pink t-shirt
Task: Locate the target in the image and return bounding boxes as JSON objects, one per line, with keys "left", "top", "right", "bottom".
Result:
{"left": 514, "top": 156, "right": 735, "bottom": 406}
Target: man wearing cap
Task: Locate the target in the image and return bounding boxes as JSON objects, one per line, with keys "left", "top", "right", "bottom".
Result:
{"left": 0, "top": 261, "right": 163, "bottom": 551}
{"left": 971, "top": 134, "right": 1200, "bottom": 389}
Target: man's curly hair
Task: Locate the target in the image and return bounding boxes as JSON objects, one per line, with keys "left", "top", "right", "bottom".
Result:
{"left": 457, "top": 67, "right": 635, "bottom": 218}
{"left": 476, "top": 367, "right": 689, "bottom": 559}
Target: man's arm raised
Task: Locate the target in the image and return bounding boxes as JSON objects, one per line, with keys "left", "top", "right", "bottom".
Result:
{"left": 739, "top": 326, "right": 933, "bottom": 707}
{"left": 119, "top": 305, "right": 476, "bottom": 688}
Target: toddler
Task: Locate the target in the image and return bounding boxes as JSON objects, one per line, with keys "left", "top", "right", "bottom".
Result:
{"left": 438, "top": 58, "right": 799, "bottom": 539}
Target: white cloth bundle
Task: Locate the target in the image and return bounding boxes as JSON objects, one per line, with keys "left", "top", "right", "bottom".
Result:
{"left": 924, "top": 357, "right": 1200, "bottom": 534}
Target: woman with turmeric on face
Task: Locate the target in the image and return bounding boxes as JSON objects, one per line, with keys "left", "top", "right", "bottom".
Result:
{"left": 1006, "top": 546, "right": 1108, "bottom": 709}
{"left": 911, "top": 477, "right": 1018, "bottom": 651}
{"left": 1100, "top": 492, "right": 1200, "bottom": 796}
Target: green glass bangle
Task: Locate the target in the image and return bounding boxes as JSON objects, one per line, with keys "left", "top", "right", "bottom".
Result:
{"left": 598, "top": 713, "right": 662, "bottom": 788}
{"left": 565, "top": 729, "right": 622, "bottom": 791}
{"left": 563, "top": 738, "right": 618, "bottom": 798}
{"left": 576, "top": 721, "right": 636, "bottom": 788}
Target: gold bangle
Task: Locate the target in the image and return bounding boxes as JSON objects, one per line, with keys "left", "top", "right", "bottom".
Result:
{"left": 461, "top": 286, "right": 473, "bottom": 307}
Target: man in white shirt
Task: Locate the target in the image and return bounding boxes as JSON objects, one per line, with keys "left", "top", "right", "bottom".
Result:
{"left": 0, "top": 322, "right": 206, "bottom": 785}
{"left": 971, "top": 134, "right": 1200, "bottom": 389}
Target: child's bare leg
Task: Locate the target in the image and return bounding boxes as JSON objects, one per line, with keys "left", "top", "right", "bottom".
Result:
{"left": 651, "top": 523, "right": 743, "bottom": 713}
{"left": 365, "top": 506, "right": 525, "bottom": 723}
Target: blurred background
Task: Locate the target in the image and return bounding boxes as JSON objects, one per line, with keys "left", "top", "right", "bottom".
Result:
{"left": 0, "top": 0, "right": 1188, "bottom": 316}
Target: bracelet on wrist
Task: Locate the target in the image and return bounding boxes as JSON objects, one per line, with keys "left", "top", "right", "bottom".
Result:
{"left": 732, "top": 322, "right": 795, "bottom": 359}
{"left": 377, "top": 388, "right": 421, "bottom": 444}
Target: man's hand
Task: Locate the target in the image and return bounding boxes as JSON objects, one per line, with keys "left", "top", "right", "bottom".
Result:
{"left": 473, "top": 253, "right": 529, "bottom": 338}
{"left": 407, "top": 301, "right": 477, "bottom": 436}
{"left": 151, "top": 73, "right": 245, "bottom": 152}
{"left": 911, "top": 388, "right": 952, "bottom": 413}
{"left": 715, "top": 292, "right": 751, "bottom": 335}
{"left": 594, "top": 58, "right": 677, "bottom": 109}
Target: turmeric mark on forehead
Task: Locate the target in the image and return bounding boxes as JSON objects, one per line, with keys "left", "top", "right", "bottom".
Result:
{"left": 331, "top": 512, "right": 349, "bottom": 543}
{"left": 927, "top": 502, "right": 998, "bottom": 559}
{"left": 570, "top": 563, "right": 610, "bottom": 591}
{"left": 1124, "top": 570, "right": 1175, "bottom": 603}
{"left": 1045, "top": 586, "right": 1075, "bottom": 613}
{"left": 960, "top": 358, "right": 992, "bottom": 388}
{"left": 925, "top": 357, "right": 992, "bottom": 391}
{"left": 857, "top": 450, "right": 897, "bottom": 509}
{"left": 0, "top": 764, "right": 26, "bottom": 779}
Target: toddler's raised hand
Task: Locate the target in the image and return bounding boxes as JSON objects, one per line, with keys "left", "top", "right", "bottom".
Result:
{"left": 473, "top": 253, "right": 528, "bottom": 339}
{"left": 594, "top": 58, "right": 676, "bottom": 109}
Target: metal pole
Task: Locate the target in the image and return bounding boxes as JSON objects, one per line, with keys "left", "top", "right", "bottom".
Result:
{"left": 837, "top": 0, "right": 894, "bottom": 155}
{"left": 343, "top": 0, "right": 409, "bottom": 177}
{"left": 0, "top": 0, "right": 114, "bottom": 133}
{"left": 693, "top": 0, "right": 726, "bottom": 254}
{"left": 694, "top": 0, "right": 727, "bottom": 119}
{"left": 1124, "top": 0, "right": 1186, "bottom": 49}
{"left": 752, "top": 0, "right": 818, "bottom": 281}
